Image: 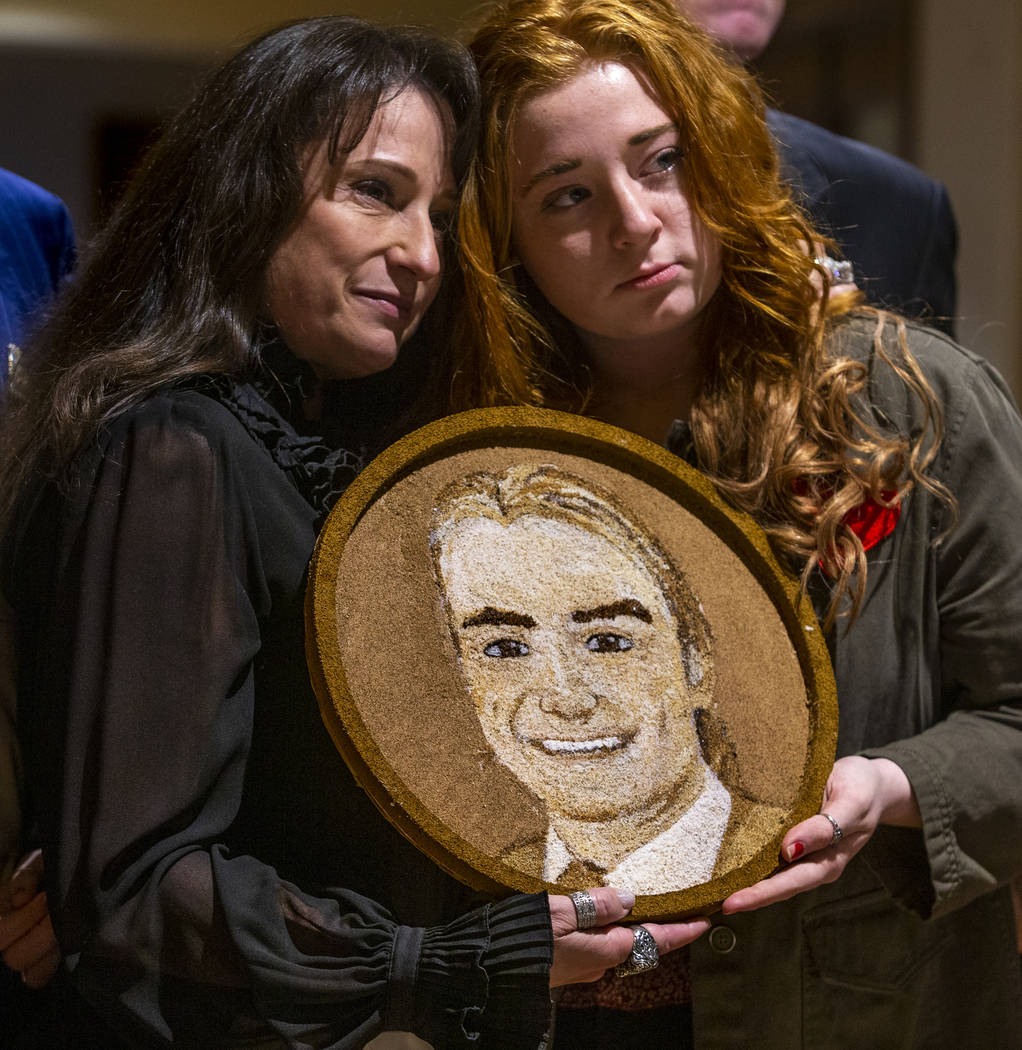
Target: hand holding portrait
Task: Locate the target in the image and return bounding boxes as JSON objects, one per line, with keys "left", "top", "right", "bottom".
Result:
{"left": 0, "top": 849, "right": 60, "bottom": 989}
{"left": 547, "top": 885, "right": 710, "bottom": 987}
{"left": 722, "top": 755, "right": 921, "bottom": 914}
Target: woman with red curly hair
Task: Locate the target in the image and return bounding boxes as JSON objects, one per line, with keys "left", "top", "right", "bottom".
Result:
{"left": 455, "top": 0, "right": 1022, "bottom": 1046}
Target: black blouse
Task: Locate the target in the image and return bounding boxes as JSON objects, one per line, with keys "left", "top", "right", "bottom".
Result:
{"left": 3, "top": 352, "right": 553, "bottom": 1048}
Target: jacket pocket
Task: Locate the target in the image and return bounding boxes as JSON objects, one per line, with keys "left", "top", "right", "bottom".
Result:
{"left": 799, "top": 887, "right": 951, "bottom": 1050}
{"left": 801, "top": 885, "right": 948, "bottom": 992}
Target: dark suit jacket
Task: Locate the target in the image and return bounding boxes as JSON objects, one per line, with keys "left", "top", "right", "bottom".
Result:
{"left": 768, "top": 109, "right": 958, "bottom": 336}
{"left": 0, "top": 169, "right": 76, "bottom": 388}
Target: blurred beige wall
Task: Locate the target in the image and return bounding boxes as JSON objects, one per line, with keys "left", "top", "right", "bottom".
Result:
{"left": 917, "top": 0, "right": 1021, "bottom": 397}
{"left": 0, "top": 0, "right": 479, "bottom": 52}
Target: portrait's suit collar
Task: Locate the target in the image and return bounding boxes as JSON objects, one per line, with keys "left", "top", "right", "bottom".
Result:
{"left": 543, "top": 764, "right": 732, "bottom": 896}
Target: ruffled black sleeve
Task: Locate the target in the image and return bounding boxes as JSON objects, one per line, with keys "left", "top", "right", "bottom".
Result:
{"left": 6, "top": 389, "right": 552, "bottom": 1048}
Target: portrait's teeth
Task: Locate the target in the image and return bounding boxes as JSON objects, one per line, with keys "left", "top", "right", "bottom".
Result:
{"left": 541, "top": 735, "right": 625, "bottom": 755}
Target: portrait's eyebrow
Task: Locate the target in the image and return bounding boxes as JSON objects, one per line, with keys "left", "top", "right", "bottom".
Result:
{"left": 461, "top": 606, "right": 537, "bottom": 629}
{"left": 520, "top": 158, "right": 581, "bottom": 199}
{"left": 572, "top": 599, "right": 653, "bottom": 625}
{"left": 628, "top": 122, "right": 678, "bottom": 147}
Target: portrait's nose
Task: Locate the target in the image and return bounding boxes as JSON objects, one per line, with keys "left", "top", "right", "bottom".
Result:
{"left": 535, "top": 650, "right": 598, "bottom": 720}
{"left": 610, "top": 179, "right": 660, "bottom": 250}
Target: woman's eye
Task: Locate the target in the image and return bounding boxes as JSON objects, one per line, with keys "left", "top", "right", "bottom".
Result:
{"left": 352, "top": 179, "right": 393, "bottom": 205}
{"left": 483, "top": 638, "right": 530, "bottom": 658}
{"left": 644, "top": 146, "right": 685, "bottom": 176}
{"left": 544, "top": 185, "right": 591, "bottom": 210}
{"left": 430, "top": 210, "right": 454, "bottom": 237}
{"left": 586, "top": 632, "right": 634, "bottom": 653}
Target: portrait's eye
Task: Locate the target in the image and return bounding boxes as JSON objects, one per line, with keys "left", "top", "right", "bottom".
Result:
{"left": 482, "top": 638, "right": 530, "bottom": 659}
{"left": 585, "top": 632, "right": 634, "bottom": 653}
{"left": 543, "top": 185, "right": 591, "bottom": 211}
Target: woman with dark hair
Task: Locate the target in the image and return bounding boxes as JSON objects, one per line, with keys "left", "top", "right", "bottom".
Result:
{"left": 0, "top": 16, "right": 710, "bottom": 1047}
{"left": 455, "top": 0, "right": 1022, "bottom": 1046}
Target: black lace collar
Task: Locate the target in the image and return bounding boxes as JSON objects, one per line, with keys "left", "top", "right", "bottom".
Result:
{"left": 206, "top": 340, "right": 364, "bottom": 524}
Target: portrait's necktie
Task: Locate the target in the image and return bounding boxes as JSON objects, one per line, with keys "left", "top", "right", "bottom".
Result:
{"left": 559, "top": 857, "right": 608, "bottom": 886}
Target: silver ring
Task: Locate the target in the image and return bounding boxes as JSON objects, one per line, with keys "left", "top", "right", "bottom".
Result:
{"left": 614, "top": 925, "right": 659, "bottom": 977}
{"left": 821, "top": 812, "right": 843, "bottom": 845}
{"left": 813, "top": 255, "right": 854, "bottom": 285}
{"left": 569, "top": 890, "right": 598, "bottom": 931}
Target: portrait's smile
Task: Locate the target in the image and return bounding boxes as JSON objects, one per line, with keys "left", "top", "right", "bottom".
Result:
{"left": 530, "top": 731, "right": 636, "bottom": 757}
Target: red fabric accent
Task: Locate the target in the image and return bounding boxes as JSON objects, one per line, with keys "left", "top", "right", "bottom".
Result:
{"left": 842, "top": 490, "right": 900, "bottom": 551}
{"left": 794, "top": 482, "right": 901, "bottom": 575}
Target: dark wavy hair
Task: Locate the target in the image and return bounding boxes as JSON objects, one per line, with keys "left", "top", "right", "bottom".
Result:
{"left": 0, "top": 16, "right": 479, "bottom": 532}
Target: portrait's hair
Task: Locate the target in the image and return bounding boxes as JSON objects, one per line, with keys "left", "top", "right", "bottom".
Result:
{"left": 429, "top": 462, "right": 713, "bottom": 695}
{"left": 453, "top": 0, "right": 950, "bottom": 628}
{"left": 0, "top": 16, "right": 480, "bottom": 532}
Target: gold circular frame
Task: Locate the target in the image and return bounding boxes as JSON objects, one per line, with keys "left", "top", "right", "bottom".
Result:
{"left": 306, "top": 407, "right": 837, "bottom": 919}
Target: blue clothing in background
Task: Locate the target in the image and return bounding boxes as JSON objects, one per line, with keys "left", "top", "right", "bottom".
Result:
{"left": 0, "top": 169, "right": 76, "bottom": 388}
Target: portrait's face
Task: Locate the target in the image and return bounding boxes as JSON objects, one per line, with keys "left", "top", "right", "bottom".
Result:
{"left": 680, "top": 0, "right": 786, "bottom": 62}
{"left": 266, "top": 86, "right": 456, "bottom": 381}
{"left": 509, "top": 62, "right": 722, "bottom": 362}
{"left": 437, "top": 513, "right": 703, "bottom": 822}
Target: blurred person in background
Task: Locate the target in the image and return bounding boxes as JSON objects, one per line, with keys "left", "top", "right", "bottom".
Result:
{"left": 0, "top": 168, "right": 75, "bottom": 391}
{"left": 684, "top": 0, "right": 959, "bottom": 334}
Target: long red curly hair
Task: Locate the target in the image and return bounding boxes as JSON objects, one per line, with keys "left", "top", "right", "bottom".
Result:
{"left": 452, "top": 0, "right": 949, "bottom": 629}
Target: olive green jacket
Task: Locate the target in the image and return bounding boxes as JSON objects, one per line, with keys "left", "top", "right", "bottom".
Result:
{"left": 677, "top": 318, "right": 1022, "bottom": 1049}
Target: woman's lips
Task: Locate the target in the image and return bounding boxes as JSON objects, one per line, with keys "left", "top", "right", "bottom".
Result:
{"left": 356, "top": 289, "right": 413, "bottom": 319}
{"left": 620, "top": 262, "right": 682, "bottom": 291}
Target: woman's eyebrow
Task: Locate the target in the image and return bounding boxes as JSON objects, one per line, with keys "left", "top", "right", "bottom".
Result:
{"left": 629, "top": 122, "right": 678, "bottom": 146}
{"left": 462, "top": 606, "right": 537, "bottom": 629}
{"left": 572, "top": 599, "right": 653, "bottom": 624}
{"left": 347, "top": 156, "right": 417, "bottom": 180}
{"left": 520, "top": 158, "right": 581, "bottom": 198}
{"left": 519, "top": 123, "right": 678, "bottom": 198}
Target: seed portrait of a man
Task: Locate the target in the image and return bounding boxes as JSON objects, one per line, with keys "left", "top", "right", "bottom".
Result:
{"left": 429, "top": 463, "right": 786, "bottom": 895}
{"left": 306, "top": 409, "right": 837, "bottom": 915}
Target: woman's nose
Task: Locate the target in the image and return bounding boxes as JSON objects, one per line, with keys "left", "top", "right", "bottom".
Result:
{"left": 390, "top": 210, "right": 442, "bottom": 280}
{"left": 610, "top": 181, "right": 660, "bottom": 249}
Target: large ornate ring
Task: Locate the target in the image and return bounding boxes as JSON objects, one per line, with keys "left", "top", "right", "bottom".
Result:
{"left": 813, "top": 255, "right": 855, "bottom": 285}
{"left": 570, "top": 890, "right": 598, "bottom": 931}
{"left": 821, "top": 812, "right": 844, "bottom": 845}
{"left": 614, "top": 925, "right": 659, "bottom": 977}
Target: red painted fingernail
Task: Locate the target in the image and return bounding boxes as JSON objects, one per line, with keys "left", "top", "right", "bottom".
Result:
{"left": 787, "top": 841, "right": 805, "bottom": 861}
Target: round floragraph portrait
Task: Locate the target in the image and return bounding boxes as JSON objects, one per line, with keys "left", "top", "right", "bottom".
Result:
{"left": 306, "top": 407, "right": 837, "bottom": 919}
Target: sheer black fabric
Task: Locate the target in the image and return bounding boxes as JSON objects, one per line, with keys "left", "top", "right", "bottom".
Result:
{"left": 2, "top": 359, "right": 552, "bottom": 1048}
